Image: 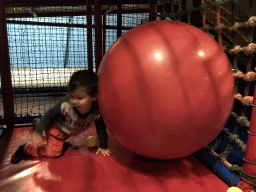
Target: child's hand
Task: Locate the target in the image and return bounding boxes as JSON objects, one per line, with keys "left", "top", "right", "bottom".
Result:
{"left": 32, "top": 132, "right": 47, "bottom": 151}
{"left": 96, "top": 148, "right": 111, "bottom": 156}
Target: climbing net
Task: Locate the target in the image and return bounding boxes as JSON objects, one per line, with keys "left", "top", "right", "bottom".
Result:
{"left": 155, "top": 0, "right": 256, "bottom": 191}
{"left": 202, "top": 7, "right": 256, "bottom": 192}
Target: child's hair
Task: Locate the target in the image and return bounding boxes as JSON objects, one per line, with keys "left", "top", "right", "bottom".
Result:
{"left": 68, "top": 70, "right": 98, "bottom": 96}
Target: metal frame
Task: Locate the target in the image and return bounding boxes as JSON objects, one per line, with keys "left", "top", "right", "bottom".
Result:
{"left": 0, "top": 0, "right": 14, "bottom": 128}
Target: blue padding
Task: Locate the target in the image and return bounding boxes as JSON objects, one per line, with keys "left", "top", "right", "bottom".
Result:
{"left": 194, "top": 148, "right": 241, "bottom": 186}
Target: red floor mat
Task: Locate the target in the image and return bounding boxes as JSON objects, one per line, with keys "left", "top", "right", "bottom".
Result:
{"left": 0, "top": 125, "right": 229, "bottom": 192}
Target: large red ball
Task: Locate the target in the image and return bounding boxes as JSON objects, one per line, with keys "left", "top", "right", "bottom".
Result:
{"left": 97, "top": 20, "right": 234, "bottom": 159}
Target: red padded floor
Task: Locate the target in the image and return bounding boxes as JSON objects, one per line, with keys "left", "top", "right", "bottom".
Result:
{"left": 0, "top": 125, "right": 229, "bottom": 192}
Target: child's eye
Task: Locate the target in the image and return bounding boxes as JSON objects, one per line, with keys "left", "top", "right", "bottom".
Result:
{"left": 78, "top": 97, "right": 84, "bottom": 100}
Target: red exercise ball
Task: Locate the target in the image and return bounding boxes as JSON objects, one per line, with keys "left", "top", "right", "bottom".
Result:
{"left": 97, "top": 20, "right": 234, "bottom": 159}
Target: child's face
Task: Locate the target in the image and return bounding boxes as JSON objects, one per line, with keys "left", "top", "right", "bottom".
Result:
{"left": 70, "top": 86, "right": 96, "bottom": 115}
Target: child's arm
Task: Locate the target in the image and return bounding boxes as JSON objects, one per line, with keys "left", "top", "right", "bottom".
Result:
{"left": 95, "top": 117, "right": 111, "bottom": 156}
{"left": 32, "top": 97, "right": 69, "bottom": 150}
{"left": 34, "top": 97, "right": 69, "bottom": 134}
{"left": 95, "top": 117, "right": 108, "bottom": 149}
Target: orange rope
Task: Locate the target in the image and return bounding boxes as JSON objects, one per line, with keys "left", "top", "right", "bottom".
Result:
{"left": 206, "top": 147, "right": 233, "bottom": 168}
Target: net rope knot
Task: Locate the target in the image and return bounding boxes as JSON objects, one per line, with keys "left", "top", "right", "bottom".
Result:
{"left": 229, "top": 22, "right": 240, "bottom": 31}
{"left": 231, "top": 164, "right": 242, "bottom": 172}
{"left": 230, "top": 45, "right": 242, "bottom": 54}
{"left": 215, "top": 23, "right": 225, "bottom": 30}
{"left": 245, "top": 43, "right": 256, "bottom": 55}
{"left": 237, "top": 116, "right": 249, "bottom": 127}
{"left": 248, "top": 16, "right": 256, "bottom": 27}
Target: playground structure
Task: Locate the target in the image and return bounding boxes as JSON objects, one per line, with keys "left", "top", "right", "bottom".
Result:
{"left": 1, "top": 0, "right": 256, "bottom": 191}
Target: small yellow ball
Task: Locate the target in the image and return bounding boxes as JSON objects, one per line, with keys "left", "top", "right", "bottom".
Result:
{"left": 227, "top": 187, "right": 243, "bottom": 192}
{"left": 86, "top": 135, "right": 97, "bottom": 147}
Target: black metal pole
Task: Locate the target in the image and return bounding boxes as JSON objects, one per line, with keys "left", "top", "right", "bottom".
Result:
{"left": 0, "top": 0, "right": 14, "bottom": 129}
{"left": 0, "top": 0, "right": 15, "bottom": 164}
{"left": 64, "top": 16, "right": 73, "bottom": 68}
{"left": 94, "top": 0, "right": 103, "bottom": 72}
{"left": 86, "top": 0, "right": 93, "bottom": 71}
{"left": 117, "top": 0, "right": 122, "bottom": 38}
{"left": 149, "top": 0, "right": 156, "bottom": 22}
